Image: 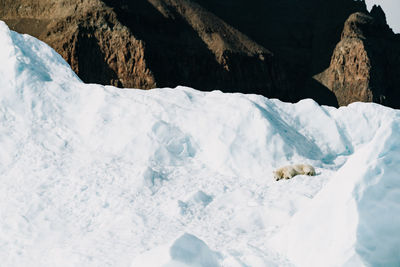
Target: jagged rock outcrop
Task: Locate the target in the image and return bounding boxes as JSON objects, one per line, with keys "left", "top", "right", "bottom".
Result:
{"left": 4, "top": 0, "right": 398, "bottom": 107}
{"left": 314, "top": 6, "right": 400, "bottom": 107}
{"left": 0, "top": 0, "right": 293, "bottom": 101}
{"left": 192, "top": 0, "right": 368, "bottom": 106}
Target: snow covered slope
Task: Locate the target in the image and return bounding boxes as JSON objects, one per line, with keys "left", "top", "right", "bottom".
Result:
{"left": 0, "top": 21, "right": 399, "bottom": 267}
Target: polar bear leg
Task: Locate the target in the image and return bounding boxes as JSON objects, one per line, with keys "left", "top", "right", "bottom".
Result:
{"left": 284, "top": 168, "right": 296, "bottom": 179}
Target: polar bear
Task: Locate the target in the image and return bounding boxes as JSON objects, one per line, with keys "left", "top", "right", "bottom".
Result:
{"left": 273, "top": 164, "right": 316, "bottom": 181}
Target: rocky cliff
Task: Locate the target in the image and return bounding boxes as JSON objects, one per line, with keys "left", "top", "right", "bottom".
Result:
{"left": 0, "top": 0, "right": 293, "bottom": 101}
{"left": 193, "top": 0, "right": 367, "bottom": 105}
{"left": 314, "top": 6, "right": 400, "bottom": 108}
{"left": 2, "top": 0, "right": 398, "bottom": 107}
{"left": 0, "top": 0, "right": 156, "bottom": 88}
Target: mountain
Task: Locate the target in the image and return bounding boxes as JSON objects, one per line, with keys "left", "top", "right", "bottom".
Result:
{"left": 0, "top": 0, "right": 370, "bottom": 106}
{"left": 314, "top": 6, "right": 400, "bottom": 108}
{"left": 0, "top": 0, "right": 294, "bottom": 101}
{"left": 1, "top": 0, "right": 399, "bottom": 107}
{"left": 187, "top": 0, "right": 368, "bottom": 104}
{"left": 1, "top": 19, "right": 400, "bottom": 267}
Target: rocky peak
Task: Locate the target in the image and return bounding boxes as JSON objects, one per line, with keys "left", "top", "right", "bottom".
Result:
{"left": 341, "top": 12, "right": 374, "bottom": 39}
{"left": 342, "top": 7, "right": 393, "bottom": 40}
{"left": 370, "top": 5, "right": 387, "bottom": 25}
{"left": 314, "top": 9, "right": 400, "bottom": 108}
{"left": 4, "top": 0, "right": 397, "bottom": 107}
{"left": 0, "top": 0, "right": 295, "bottom": 100}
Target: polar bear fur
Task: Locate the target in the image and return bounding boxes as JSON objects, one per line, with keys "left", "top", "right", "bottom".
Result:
{"left": 273, "top": 164, "right": 316, "bottom": 181}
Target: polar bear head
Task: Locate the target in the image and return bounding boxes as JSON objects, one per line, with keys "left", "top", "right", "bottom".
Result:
{"left": 273, "top": 169, "right": 284, "bottom": 181}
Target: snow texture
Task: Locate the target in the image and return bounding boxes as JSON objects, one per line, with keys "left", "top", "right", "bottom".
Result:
{"left": 0, "top": 21, "right": 399, "bottom": 267}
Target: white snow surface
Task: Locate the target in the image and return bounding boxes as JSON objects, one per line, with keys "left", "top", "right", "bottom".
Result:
{"left": 0, "top": 21, "right": 399, "bottom": 267}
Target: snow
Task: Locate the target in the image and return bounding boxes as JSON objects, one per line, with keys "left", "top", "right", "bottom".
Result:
{"left": 271, "top": 117, "right": 400, "bottom": 266}
{"left": 0, "top": 20, "right": 399, "bottom": 267}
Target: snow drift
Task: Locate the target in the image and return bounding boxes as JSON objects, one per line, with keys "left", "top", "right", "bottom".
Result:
{"left": 0, "top": 21, "right": 399, "bottom": 266}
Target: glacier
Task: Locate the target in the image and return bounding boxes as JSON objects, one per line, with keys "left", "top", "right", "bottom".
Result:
{"left": 0, "top": 21, "right": 399, "bottom": 267}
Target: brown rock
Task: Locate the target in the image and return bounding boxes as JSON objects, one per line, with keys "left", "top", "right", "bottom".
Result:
{"left": 314, "top": 7, "right": 400, "bottom": 107}
{"left": 6, "top": 0, "right": 398, "bottom": 107}
{"left": 1, "top": 0, "right": 156, "bottom": 89}
{"left": 0, "top": 0, "right": 294, "bottom": 101}
{"left": 191, "top": 0, "right": 367, "bottom": 106}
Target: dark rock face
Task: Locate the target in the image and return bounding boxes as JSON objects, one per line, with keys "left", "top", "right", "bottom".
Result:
{"left": 0, "top": 0, "right": 294, "bottom": 101}
{"left": 0, "top": 0, "right": 156, "bottom": 89}
{"left": 190, "top": 0, "right": 368, "bottom": 106}
{"left": 314, "top": 6, "right": 400, "bottom": 108}
{"left": 112, "top": 0, "right": 294, "bottom": 98}
{"left": 2, "top": 0, "right": 399, "bottom": 108}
